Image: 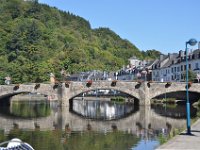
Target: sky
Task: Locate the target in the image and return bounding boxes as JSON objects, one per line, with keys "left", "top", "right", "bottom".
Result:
{"left": 38, "top": 0, "right": 200, "bottom": 54}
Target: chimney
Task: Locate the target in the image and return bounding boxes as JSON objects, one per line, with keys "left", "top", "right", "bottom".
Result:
{"left": 168, "top": 53, "right": 174, "bottom": 60}
{"left": 198, "top": 42, "right": 200, "bottom": 49}
{"left": 179, "top": 50, "right": 183, "bottom": 57}
{"left": 159, "top": 54, "right": 164, "bottom": 61}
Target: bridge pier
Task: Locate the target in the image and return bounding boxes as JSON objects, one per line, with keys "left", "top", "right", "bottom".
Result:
{"left": 60, "top": 83, "right": 70, "bottom": 107}
{"left": 138, "top": 82, "right": 151, "bottom": 106}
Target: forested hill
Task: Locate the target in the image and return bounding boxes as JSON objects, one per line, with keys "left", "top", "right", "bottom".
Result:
{"left": 0, "top": 0, "right": 158, "bottom": 83}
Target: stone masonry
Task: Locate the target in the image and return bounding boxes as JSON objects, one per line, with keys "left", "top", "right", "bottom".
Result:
{"left": 0, "top": 81, "right": 200, "bottom": 106}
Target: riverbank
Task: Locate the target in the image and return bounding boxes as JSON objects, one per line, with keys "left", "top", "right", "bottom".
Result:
{"left": 74, "top": 97, "right": 110, "bottom": 101}
{"left": 156, "top": 118, "right": 200, "bottom": 150}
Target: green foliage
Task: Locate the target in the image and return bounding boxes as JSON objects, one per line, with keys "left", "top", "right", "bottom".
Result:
{"left": 182, "top": 70, "right": 196, "bottom": 82}
{"left": 141, "top": 49, "right": 161, "bottom": 60}
{"left": 63, "top": 131, "right": 139, "bottom": 150}
{"left": 10, "top": 101, "right": 51, "bottom": 118}
{"left": 111, "top": 96, "right": 125, "bottom": 103}
{"left": 0, "top": 0, "right": 155, "bottom": 83}
{"left": 0, "top": 129, "right": 139, "bottom": 150}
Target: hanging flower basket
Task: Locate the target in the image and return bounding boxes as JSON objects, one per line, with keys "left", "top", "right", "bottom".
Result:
{"left": 13, "top": 84, "right": 20, "bottom": 91}
{"left": 53, "top": 81, "right": 60, "bottom": 89}
{"left": 165, "top": 82, "right": 172, "bottom": 88}
{"left": 111, "top": 80, "right": 117, "bottom": 86}
{"left": 188, "top": 82, "right": 192, "bottom": 88}
{"left": 34, "top": 83, "right": 40, "bottom": 90}
{"left": 65, "top": 81, "right": 71, "bottom": 88}
{"left": 86, "top": 80, "right": 92, "bottom": 87}
{"left": 147, "top": 82, "right": 151, "bottom": 88}
{"left": 135, "top": 81, "right": 142, "bottom": 89}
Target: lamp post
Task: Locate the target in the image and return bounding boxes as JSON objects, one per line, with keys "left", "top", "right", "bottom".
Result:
{"left": 185, "top": 38, "right": 197, "bottom": 134}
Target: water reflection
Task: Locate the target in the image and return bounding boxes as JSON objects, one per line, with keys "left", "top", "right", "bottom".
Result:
{"left": 71, "top": 99, "right": 138, "bottom": 120}
{"left": 151, "top": 104, "right": 197, "bottom": 119}
{"left": 0, "top": 101, "right": 51, "bottom": 118}
{"left": 0, "top": 99, "right": 198, "bottom": 150}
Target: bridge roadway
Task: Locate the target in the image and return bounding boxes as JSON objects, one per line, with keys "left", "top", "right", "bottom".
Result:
{"left": 0, "top": 81, "right": 200, "bottom": 106}
{"left": 0, "top": 105, "right": 186, "bottom": 136}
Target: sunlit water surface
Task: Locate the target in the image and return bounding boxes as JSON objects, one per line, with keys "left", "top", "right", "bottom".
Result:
{"left": 0, "top": 99, "right": 197, "bottom": 150}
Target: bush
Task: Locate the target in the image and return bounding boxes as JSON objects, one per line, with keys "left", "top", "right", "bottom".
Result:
{"left": 110, "top": 96, "right": 125, "bottom": 103}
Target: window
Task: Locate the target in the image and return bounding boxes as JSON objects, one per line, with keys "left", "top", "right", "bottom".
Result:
{"left": 195, "top": 63, "right": 199, "bottom": 69}
{"left": 189, "top": 64, "right": 191, "bottom": 69}
{"left": 171, "top": 68, "right": 173, "bottom": 73}
{"left": 192, "top": 54, "right": 195, "bottom": 59}
{"left": 177, "top": 66, "right": 180, "bottom": 72}
{"left": 181, "top": 74, "right": 183, "bottom": 79}
{"left": 177, "top": 75, "right": 180, "bottom": 80}
{"left": 181, "top": 65, "right": 183, "bottom": 71}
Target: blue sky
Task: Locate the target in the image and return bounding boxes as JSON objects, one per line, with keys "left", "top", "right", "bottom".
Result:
{"left": 39, "top": 0, "right": 200, "bottom": 54}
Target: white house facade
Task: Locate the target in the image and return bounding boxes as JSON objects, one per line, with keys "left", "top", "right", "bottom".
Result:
{"left": 152, "top": 49, "right": 200, "bottom": 82}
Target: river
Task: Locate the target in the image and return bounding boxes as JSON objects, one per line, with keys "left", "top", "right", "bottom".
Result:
{"left": 0, "top": 98, "right": 198, "bottom": 150}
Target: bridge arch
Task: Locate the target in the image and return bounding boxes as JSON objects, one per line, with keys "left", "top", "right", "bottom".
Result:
{"left": 68, "top": 87, "right": 140, "bottom": 101}
{"left": 148, "top": 82, "right": 200, "bottom": 101}
{"left": 0, "top": 84, "right": 59, "bottom": 100}
{"left": 1, "top": 82, "right": 200, "bottom": 107}
{"left": 67, "top": 81, "right": 142, "bottom": 101}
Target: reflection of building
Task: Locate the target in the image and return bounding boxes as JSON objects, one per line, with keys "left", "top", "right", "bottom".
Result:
{"left": 72, "top": 99, "right": 136, "bottom": 120}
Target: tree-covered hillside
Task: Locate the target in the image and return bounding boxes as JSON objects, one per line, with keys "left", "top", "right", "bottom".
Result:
{"left": 0, "top": 0, "right": 156, "bottom": 83}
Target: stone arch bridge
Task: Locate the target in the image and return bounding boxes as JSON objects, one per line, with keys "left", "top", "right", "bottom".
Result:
{"left": 0, "top": 81, "right": 200, "bottom": 106}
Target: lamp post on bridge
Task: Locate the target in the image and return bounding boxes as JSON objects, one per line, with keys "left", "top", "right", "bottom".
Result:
{"left": 185, "top": 38, "right": 197, "bottom": 135}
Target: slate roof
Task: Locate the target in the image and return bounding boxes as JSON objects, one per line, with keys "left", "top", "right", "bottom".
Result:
{"left": 162, "top": 53, "right": 179, "bottom": 68}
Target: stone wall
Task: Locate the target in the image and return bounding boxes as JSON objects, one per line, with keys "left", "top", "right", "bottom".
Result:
{"left": 0, "top": 82, "right": 200, "bottom": 106}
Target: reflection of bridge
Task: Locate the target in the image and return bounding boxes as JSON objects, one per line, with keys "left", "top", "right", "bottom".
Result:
{"left": 0, "top": 82, "right": 200, "bottom": 106}
{"left": 0, "top": 106, "right": 186, "bottom": 135}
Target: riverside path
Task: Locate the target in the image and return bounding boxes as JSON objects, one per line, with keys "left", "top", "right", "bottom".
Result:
{"left": 156, "top": 118, "right": 200, "bottom": 150}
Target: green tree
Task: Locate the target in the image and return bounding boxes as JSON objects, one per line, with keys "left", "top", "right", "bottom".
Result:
{"left": 0, "top": 0, "right": 157, "bottom": 83}
{"left": 183, "top": 70, "right": 196, "bottom": 82}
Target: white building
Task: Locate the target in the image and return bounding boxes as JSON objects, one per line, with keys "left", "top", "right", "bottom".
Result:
{"left": 128, "top": 56, "right": 141, "bottom": 67}
{"left": 151, "top": 49, "right": 200, "bottom": 82}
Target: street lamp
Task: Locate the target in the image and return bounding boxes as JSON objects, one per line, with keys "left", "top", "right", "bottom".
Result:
{"left": 185, "top": 38, "right": 197, "bottom": 134}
